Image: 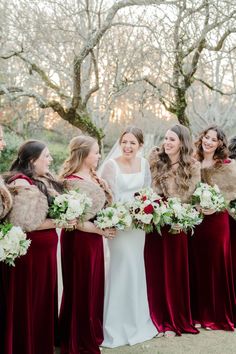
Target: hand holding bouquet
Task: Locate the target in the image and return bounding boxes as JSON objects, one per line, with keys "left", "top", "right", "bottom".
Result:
{"left": 166, "top": 197, "right": 203, "bottom": 235}
{"left": 94, "top": 203, "right": 132, "bottom": 231}
{"left": 0, "top": 222, "right": 31, "bottom": 266}
{"left": 48, "top": 190, "right": 92, "bottom": 228}
{"left": 192, "top": 182, "right": 226, "bottom": 213}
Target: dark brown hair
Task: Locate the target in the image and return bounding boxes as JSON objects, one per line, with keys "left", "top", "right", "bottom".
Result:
{"left": 195, "top": 125, "right": 228, "bottom": 162}
{"left": 229, "top": 136, "right": 236, "bottom": 160}
{"left": 119, "top": 126, "right": 144, "bottom": 145}
{"left": 5, "top": 140, "right": 63, "bottom": 204}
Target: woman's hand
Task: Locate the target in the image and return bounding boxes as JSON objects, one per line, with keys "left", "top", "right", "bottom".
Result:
{"left": 64, "top": 219, "right": 78, "bottom": 229}
{"left": 201, "top": 208, "right": 216, "bottom": 215}
{"left": 101, "top": 228, "right": 117, "bottom": 240}
{"left": 171, "top": 224, "right": 182, "bottom": 234}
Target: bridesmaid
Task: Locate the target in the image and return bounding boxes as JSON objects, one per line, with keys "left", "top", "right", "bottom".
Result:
{"left": 0, "top": 140, "right": 63, "bottom": 354}
{"left": 145, "top": 124, "right": 200, "bottom": 337}
{"left": 58, "top": 135, "right": 115, "bottom": 354}
{"left": 229, "top": 136, "right": 236, "bottom": 293}
{"left": 189, "top": 125, "right": 236, "bottom": 330}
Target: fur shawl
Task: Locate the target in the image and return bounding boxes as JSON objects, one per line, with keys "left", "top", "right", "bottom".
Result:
{"left": 149, "top": 147, "right": 201, "bottom": 203}
{"left": 63, "top": 178, "right": 107, "bottom": 221}
{"left": 6, "top": 185, "right": 48, "bottom": 232}
{"left": 0, "top": 177, "right": 13, "bottom": 220}
{"left": 201, "top": 160, "right": 236, "bottom": 203}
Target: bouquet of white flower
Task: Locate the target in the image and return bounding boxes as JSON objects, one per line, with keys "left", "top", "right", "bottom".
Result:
{"left": 129, "top": 187, "right": 165, "bottom": 233}
{"left": 192, "top": 182, "right": 226, "bottom": 212}
{"left": 166, "top": 197, "right": 203, "bottom": 235}
{"left": 0, "top": 222, "right": 31, "bottom": 266}
{"left": 94, "top": 203, "right": 132, "bottom": 230}
{"left": 48, "top": 190, "right": 92, "bottom": 228}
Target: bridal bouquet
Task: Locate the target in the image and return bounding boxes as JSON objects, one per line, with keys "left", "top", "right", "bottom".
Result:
{"left": 94, "top": 203, "right": 132, "bottom": 230}
{"left": 192, "top": 182, "right": 226, "bottom": 212}
{"left": 0, "top": 222, "right": 31, "bottom": 266}
{"left": 129, "top": 187, "right": 165, "bottom": 233}
{"left": 48, "top": 190, "right": 92, "bottom": 227}
{"left": 166, "top": 197, "right": 203, "bottom": 235}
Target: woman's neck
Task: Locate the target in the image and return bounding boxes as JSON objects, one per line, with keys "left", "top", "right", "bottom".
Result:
{"left": 116, "top": 155, "right": 140, "bottom": 173}
{"left": 74, "top": 166, "right": 91, "bottom": 179}
{"left": 202, "top": 152, "right": 215, "bottom": 167}
{"left": 168, "top": 153, "right": 179, "bottom": 166}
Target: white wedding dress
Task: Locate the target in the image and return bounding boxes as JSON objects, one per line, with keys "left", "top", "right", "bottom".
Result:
{"left": 101, "top": 157, "right": 157, "bottom": 348}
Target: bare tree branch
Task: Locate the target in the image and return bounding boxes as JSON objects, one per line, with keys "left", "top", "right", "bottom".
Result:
{"left": 194, "top": 77, "right": 236, "bottom": 96}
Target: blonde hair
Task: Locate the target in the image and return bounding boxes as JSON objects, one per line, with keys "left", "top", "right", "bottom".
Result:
{"left": 59, "top": 135, "right": 97, "bottom": 179}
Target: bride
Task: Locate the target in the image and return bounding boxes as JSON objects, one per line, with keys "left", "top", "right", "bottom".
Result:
{"left": 100, "top": 126, "right": 158, "bottom": 348}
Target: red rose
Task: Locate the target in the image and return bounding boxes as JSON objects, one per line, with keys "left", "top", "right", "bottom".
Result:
{"left": 142, "top": 196, "right": 147, "bottom": 201}
{"left": 144, "top": 204, "right": 154, "bottom": 214}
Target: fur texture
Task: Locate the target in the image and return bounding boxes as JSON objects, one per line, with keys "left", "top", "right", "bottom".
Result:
{"left": 64, "top": 178, "right": 107, "bottom": 221}
{"left": 7, "top": 185, "right": 48, "bottom": 231}
{"left": 201, "top": 160, "right": 236, "bottom": 202}
{"left": 0, "top": 177, "right": 13, "bottom": 219}
{"left": 149, "top": 147, "right": 201, "bottom": 203}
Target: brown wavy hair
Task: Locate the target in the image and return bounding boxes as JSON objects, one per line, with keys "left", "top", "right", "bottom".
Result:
{"left": 153, "top": 124, "right": 194, "bottom": 191}
{"left": 195, "top": 125, "right": 228, "bottom": 163}
{"left": 229, "top": 136, "right": 236, "bottom": 160}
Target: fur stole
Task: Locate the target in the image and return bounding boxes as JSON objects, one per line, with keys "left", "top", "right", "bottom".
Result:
{"left": 6, "top": 185, "right": 48, "bottom": 232}
{"left": 63, "top": 178, "right": 107, "bottom": 221}
{"left": 0, "top": 177, "right": 13, "bottom": 220}
{"left": 149, "top": 147, "right": 201, "bottom": 203}
{"left": 201, "top": 160, "right": 236, "bottom": 202}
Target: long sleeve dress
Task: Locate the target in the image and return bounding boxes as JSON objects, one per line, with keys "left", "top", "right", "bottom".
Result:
{"left": 189, "top": 160, "right": 236, "bottom": 330}
{"left": 0, "top": 174, "right": 58, "bottom": 354}
{"left": 144, "top": 149, "right": 200, "bottom": 335}
{"left": 101, "top": 157, "right": 157, "bottom": 348}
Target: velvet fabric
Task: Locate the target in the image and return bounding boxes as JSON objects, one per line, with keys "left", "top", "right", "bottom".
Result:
{"left": 230, "top": 215, "right": 236, "bottom": 299}
{"left": 144, "top": 227, "right": 198, "bottom": 335}
{"left": 0, "top": 174, "right": 58, "bottom": 354}
{"left": 189, "top": 211, "right": 235, "bottom": 330}
{"left": 59, "top": 175, "right": 104, "bottom": 354}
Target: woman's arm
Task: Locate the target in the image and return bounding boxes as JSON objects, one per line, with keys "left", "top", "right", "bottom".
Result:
{"left": 77, "top": 221, "right": 116, "bottom": 239}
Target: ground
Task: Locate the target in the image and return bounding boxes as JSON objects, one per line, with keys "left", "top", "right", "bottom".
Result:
{"left": 101, "top": 330, "right": 236, "bottom": 354}
{"left": 57, "top": 235, "right": 236, "bottom": 354}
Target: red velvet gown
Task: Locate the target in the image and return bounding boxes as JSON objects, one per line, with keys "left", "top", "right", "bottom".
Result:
{"left": 145, "top": 226, "right": 198, "bottom": 335}
{"left": 59, "top": 175, "right": 104, "bottom": 354}
{"left": 189, "top": 211, "right": 235, "bottom": 330}
{"left": 0, "top": 174, "right": 58, "bottom": 354}
{"left": 230, "top": 215, "right": 236, "bottom": 300}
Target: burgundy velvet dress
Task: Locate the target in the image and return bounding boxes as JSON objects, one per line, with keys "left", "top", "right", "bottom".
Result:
{"left": 230, "top": 216, "right": 236, "bottom": 298}
{"left": 59, "top": 175, "right": 104, "bottom": 354}
{"left": 0, "top": 174, "right": 58, "bottom": 354}
{"left": 145, "top": 226, "right": 198, "bottom": 335}
{"left": 189, "top": 211, "right": 235, "bottom": 330}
